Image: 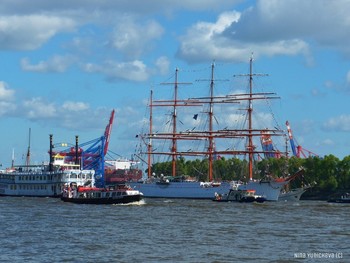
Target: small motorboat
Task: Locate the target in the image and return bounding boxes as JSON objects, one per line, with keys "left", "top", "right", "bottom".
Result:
{"left": 61, "top": 183, "right": 143, "bottom": 204}
{"left": 213, "top": 189, "right": 266, "bottom": 203}
{"left": 327, "top": 193, "right": 350, "bottom": 203}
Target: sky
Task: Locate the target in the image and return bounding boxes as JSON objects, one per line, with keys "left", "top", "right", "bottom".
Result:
{"left": 1, "top": 0, "right": 350, "bottom": 168}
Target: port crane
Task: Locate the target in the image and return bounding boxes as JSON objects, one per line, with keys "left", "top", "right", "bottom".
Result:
{"left": 286, "top": 121, "right": 318, "bottom": 158}
{"left": 51, "top": 109, "right": 115, "bottom": 187}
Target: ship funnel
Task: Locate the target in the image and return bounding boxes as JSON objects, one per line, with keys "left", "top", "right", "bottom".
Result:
{"left": 49, "top": 134, "right": 53, "bottom": 171}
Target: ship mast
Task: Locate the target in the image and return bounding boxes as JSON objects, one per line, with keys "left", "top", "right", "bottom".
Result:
{"left": 233, "top": 55, "right": 269, "bottom": 181}
{"left": 193, "top": 62, "right": 229, "bottom": 181}
{"left": 248, "top": 57, "right": 254, "bottom": 181}
{"left": 158, "top": 68, "right": 192, "bottom": 177}
{"left": 208, "top": 62, "right": 215, "bottom": 181}
{"left": 147, "top": 90, "right": 153, "bottom": 178}
{"left": 171, "top": 69, "right": 179, "bottom": 177}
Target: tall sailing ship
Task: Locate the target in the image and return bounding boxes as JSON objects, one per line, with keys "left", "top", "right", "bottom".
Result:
{"left": 131, "top": 57, "right": 303, "bottom": 200}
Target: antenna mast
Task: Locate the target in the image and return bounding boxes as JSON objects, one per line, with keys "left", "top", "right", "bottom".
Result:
{"left": 25, "top": 128, "right": 31, "bottom": 167}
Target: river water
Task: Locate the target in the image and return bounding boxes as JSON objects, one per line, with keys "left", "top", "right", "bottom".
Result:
{"left": 0, "top": 197, "right": 348, "bottom": 263}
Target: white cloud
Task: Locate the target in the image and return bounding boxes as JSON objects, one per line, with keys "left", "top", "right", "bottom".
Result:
{"left": 323, "top": 115, "right": 350, "bottom": 132}
{"left": 21, "top": 55, "right": 76, "bottom": 73}
{"left": 62, "top": 101, "right": 89, "bottom": 111}
{"left": 155, "top": 56, "right": 170, "bottom": 75}
{"left": 57, "top": 107, "right": 108, "bottom": 130}
{"left": 0, "top": 1, "right": 242, "bottom": 82}
{"left": 317, "top": 139, "right": 334, "bottom": 147}
{"left": 0, "top": 101, "right": 16, "bottom": 116}
{"left": 323, "top": 139, "right": 334, "bottom": 146}
{"left": 0, "top": 1, "right": 241, "bottom": 16}
{"left": 0, "top": 81, "right": 15, "bottom": 100}
{"left": 18, "top": 96, "right": 110, "bottom": 130}
{"left": 178, "top": 11, "right": 244, "bottom": 62}
{"left": 0, "top": 82, "right": 16, "bottom": 116}
{"left": 311, "top": 88, "right": 326, "bottom": 98}
{"left": 178, "top": 0, "right": 350, "bottom": 63}
{"left": 82, "top": 60, "right": 149, "bottom": 82}
{"left": 0, "top": 15, "right": 76, "bottom": 50}
{"left": 110, "top": 18, "right": 163, "bottom": 59}
{"left": 23, "top": 98, "right": 57, "bottom": 119}
{"left": 347, "top": 71, "right": 350, "bottom": 85}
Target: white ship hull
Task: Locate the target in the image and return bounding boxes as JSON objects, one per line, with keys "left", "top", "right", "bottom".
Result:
{"left": 279, "top": 187, "right": 308, "bottom": 202}
{"left": 130, "top": 179, "right": 287, "bottom": 201}
{"left": 129, "top": 181, "right": 232, "bottom": 199}
{"left": 237, "top": 180, "right": 289, "bottom": 201}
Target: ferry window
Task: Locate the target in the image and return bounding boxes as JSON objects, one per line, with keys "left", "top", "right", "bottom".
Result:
{"left": 112, "top": 192, "right": 116, "bottom": 197}
{"left": 105, "top": 193, "right": 110, "bottom": 198}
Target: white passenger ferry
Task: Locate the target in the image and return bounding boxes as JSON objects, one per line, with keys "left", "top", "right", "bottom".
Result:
{"left": 0, "top": 154, "right": 95, "bottom": 197}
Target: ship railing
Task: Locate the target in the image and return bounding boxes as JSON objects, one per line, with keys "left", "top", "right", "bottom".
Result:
{"left": 230, "top": 180, "right": 244, "bottom": 190}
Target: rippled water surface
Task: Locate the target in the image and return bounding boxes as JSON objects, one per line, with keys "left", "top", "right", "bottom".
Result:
{"left": 0, "top": 197, "right": 348, "bottom": 262}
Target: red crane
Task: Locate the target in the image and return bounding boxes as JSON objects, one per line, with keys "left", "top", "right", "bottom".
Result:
{"left": 286, "top": 121, "right": 318, "bottom": 158}
{"left": 104, "top": 109, "right": 115, "bottom": 156}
